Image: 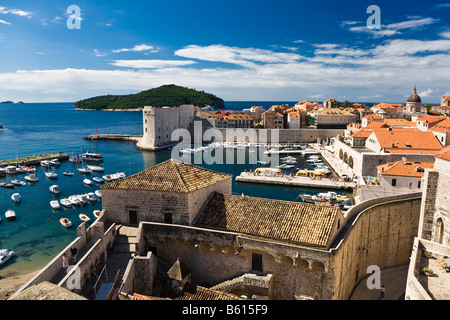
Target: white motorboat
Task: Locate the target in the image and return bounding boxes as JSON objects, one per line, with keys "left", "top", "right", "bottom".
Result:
{"left": 113, "top": 172, "right": 126, "bottom": 180}
{"left": 63, "top": 172, "right": 74, "bottom": 176}
{"left": 94, "top": 190, "right": 102, "bottom": 198}
{"left": 60, "top": 198, "right": 72, "bottom": 208}
{"left": 102, "top": 174, "right": 114, "bottom": 182}
{"left": 93, "top": 210, "right": 101, "bottom": 219}
{"left": 11, "top": 193, "right": 21, "bottom": 203}
{"left": 60, "top": 218, "right": 72, "bottom": 228}
{"left": 5, "top": 210, "right": 16, "bottom": 221}
{"left": 69, "top": 195, "right": 81, "bottom": 206}
{"left": 5, "top": 165, "right": 17, "bottom": 174}
{"left": 50, "top": 200, "right": 60, "bottom": 210}
{"left": 86, "top": 192, "right": 97, "bottom": 202}
{"left": 0, "top": 249, "right": 14, "bottom": 266}
{"left": 25, "top": 174, "right": 39, "bottom": 182}
{"left": 77, "top": 194, "right": 87, "bottom": 204}
{"left": 49, "top": 159, "right": 60, "bottom": 166}
{"left": 93, "top": 177, "right": 104, "bottom": 183}
{"left": 45, "top": 172, "right": 58, "bottom": 179}
{"left": 79, "top": 213, "right": 91, "bottom": 222}
{"left": 40, "top": 160, "right": 50, "bottom": 167}
{"left": 49, "top": 184, "right": 60, "bottom": 194}
{"left": 83, "top": 178, "right": 93, "bottom": 185}
{"left": 87, "top": 165, "right": 104, "bottom": 172}
{"left": 78, "top": 168, "right": 92, "bottom": 174}
{"left": 11, "top": 179, "right": 26, "bottom": 186}
{"left": 277, "top": 163, "right": 294, "bottom": 169}
{"left": 257, "top": 161, "right": 268, "bottom": 165}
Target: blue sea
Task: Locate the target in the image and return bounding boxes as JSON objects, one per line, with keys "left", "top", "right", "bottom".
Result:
{"left": 0, "top": 102, "right": 349, "bottom": 278}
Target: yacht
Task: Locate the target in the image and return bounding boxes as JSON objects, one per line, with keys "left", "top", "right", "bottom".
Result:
{"left": 5, "top": 165, "right": 17, "bottom": 174}
{"left": 49, "top": 185, "right": 60, "bottom": 194}
{"left": 11, "top": 193, "right": 21, "bottom": 203}
{"left": 81, "top": 152, "right": 103, "bottom": 162}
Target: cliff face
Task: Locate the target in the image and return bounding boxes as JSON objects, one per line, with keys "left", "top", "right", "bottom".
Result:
{"left": 74, "top": 85, "right": 224, "bottom": 110}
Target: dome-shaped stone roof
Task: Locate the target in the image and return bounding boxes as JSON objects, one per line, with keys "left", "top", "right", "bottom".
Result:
{"left": 407, "top": 86, "right": 421, "bottom": 103}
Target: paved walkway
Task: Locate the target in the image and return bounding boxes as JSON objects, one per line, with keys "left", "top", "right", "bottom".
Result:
{"left": 349, "top": 265, "right": 408, "bottom": 300}
{"left": 311, "top": 144, "right": 354, "bottom": 178}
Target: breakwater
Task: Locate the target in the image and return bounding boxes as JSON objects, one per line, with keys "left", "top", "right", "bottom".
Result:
{"left": 0, "top": 152, "right": 68, "bottom": 167}
{"left": 83, "top": 134, "right": 142, "bottom": 143}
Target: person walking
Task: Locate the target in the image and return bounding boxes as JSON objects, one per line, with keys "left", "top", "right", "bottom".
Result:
{"left": 70, "top": 245, "right": 78, "bottom": 264}
{"left": 62, "top": 253, "right": 69, "bottom": 273}
{"left": 380, "top": 285, "right": 385, "bottom": 299}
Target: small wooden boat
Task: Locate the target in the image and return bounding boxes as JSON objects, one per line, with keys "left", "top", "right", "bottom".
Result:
{"left": 79, "top": 213, "right": 91, "bottom": 222}
{"left": 60, "top": 218, "right": 72, "bottom": 228}
{"left": 93, "top": 210, "right": 101, "bottom": 218}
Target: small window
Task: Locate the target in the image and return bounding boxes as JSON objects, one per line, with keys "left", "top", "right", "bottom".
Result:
{"left": 252, "top": 253, "right": 263, "bottom": 272}
{"left": 418, "top": 180, "right": 421, "bottom": 188}
{"left": 163, "top": 212, "right": 172, "bottom": 224}
{"left": 392, "top": 179, "right": 397, "bottom": 187}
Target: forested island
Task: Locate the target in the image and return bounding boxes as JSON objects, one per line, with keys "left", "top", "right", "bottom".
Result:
{"left": 73, "top": 85, "right": 225, "bottom": 110}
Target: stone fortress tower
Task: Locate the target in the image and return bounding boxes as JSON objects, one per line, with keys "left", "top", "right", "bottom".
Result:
{"left": 406, "top": 85, "right": 422, "bottom": 114}
{"left": 136, "top": 105, "right": 195, "bottom": 151}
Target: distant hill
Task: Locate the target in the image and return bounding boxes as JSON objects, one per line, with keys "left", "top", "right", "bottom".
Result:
{"left": 74, "top": 85, "right": 225, "bottom": 110}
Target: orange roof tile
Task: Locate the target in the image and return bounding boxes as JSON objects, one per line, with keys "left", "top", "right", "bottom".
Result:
{"left": 429, "top": 118, "right": 450, "bottom": 133}
{"left": 372, "top": 129, "right": 443, "bottom": 154}
{"left": 363, "top": 114, "right": 382, "bottom": 120}
{"left": 377, "top": 160, "right": 434, "bottom": 177}
{"left": 436, "top": 147, "right": 450, "bottom": 161}
{"left": 366, "top": 121, "right": 388, "bottom": 129}
{"left": 383, "top": 119, "right": 416, "bottom": 127}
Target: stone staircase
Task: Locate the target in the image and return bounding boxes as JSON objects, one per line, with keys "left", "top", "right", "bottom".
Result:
{"left": 112, "top": 225, "right": 139, "bottom": 254}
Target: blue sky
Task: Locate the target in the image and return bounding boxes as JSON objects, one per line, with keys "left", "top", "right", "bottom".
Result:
{"left": 0, "top": 0, "right": 449, "bottom": 103}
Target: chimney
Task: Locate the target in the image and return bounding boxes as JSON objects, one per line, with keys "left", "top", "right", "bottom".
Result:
{"left": 402, "top": 157, "right": 407, "bottom": 165}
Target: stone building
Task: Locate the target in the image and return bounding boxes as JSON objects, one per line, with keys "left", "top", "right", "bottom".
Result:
{"left": 405, "top": 147, "right": 450, "bottom": 300}
{"left": 136, "top": 105, "right": 195, "bottom": 151}
{"left": 323, "top": 98, "right": 339, "bottom": 108}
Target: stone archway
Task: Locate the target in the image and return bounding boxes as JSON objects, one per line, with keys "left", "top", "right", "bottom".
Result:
{"left": 339, "top": 149, "right": 343, "bottom": 159}
{"left": 343, "top": 152, "right": 348, "bottom": 164}
{"left": 348, "top": 156, "right": 354, "bottom": 168}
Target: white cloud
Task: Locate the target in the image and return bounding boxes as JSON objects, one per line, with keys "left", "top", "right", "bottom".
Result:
{"left": 110, "top": 60, "right": 197, "bottom": 69}
{"left": 348, "top": 17, "right": 439, "bottom": 37}
{"left": 0, "top": 19, "right": 11, "bottom": 25}
{"left": 93, "top": 49, "right": 107, "bottom": 57}
{"left": 112, "top": 44, "right": 158, "bottom": 53}
{"left": 0, "top": 6, "right": 32, "bottom": 18}
{"left": 419, "top": 88, "right": 433, "bottom": 97}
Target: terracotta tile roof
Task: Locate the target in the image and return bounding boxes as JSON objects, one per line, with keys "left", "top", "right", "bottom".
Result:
{"left": 416, "top": 115, "right": 446, "bottom": 126}
{"left": 429, "top": 118, "right": 450, "bottom": 133}
{"left": 363, "top": 114, "right": 382, "bottom": 120}
{"left": 436, "top": 147, "right": 450, "bottom": 161}
{"left": 383, "top": 119, "right": 416, "bottom": 127}
{"left": 350, "top": 129, "right": 374, "bottom": 138}
{"left": 101, "top": 159, "right": 232, "bottom": 193}
{"left": 377, "top": 160, "right": 434, "bottom": 177}
{"left": 366, "top": 121, "right": 387, "bottom": 128}
{"left": 372, "top": 129, "right": 443, "bottom": 154}
{"left": 174, "top": 283, "right": 247, "bottom": 300}
{"left": 372, "top": 102, "right": 404, "bottom": 110}
{"left": 195, "top": 192, "right": 339, "bottom": 249}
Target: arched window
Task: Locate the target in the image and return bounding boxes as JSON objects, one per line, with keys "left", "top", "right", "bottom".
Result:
{"left": 436, "top": 218, "right": 444, "bottom": 244}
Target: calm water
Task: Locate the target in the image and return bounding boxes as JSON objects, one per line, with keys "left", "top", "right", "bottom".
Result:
{"left": 0, "top": 102, "right": 348, "bottom": 278}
